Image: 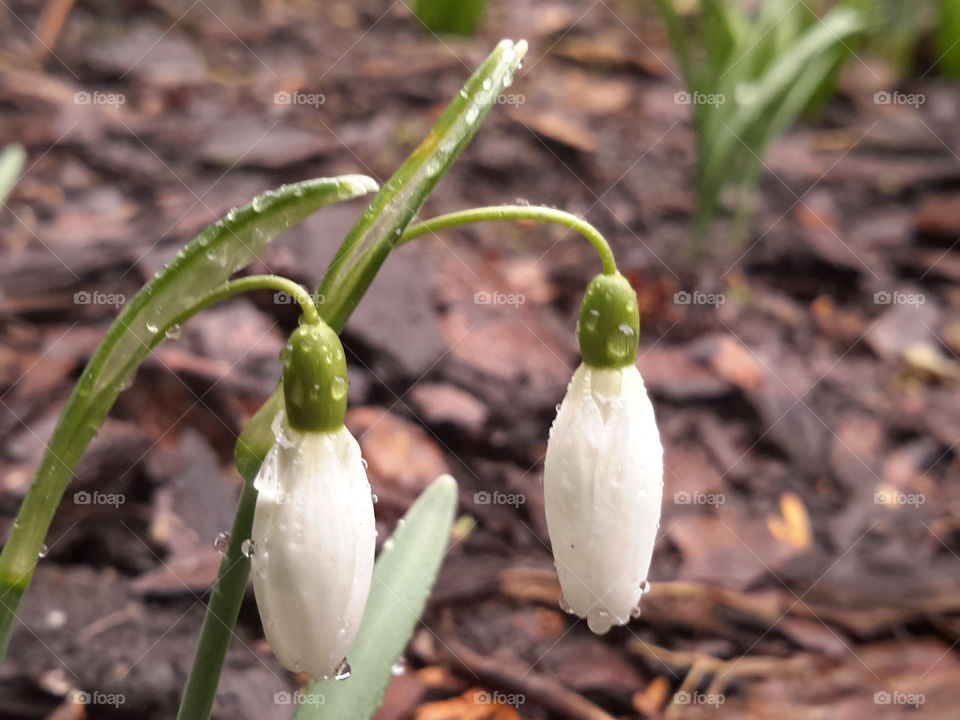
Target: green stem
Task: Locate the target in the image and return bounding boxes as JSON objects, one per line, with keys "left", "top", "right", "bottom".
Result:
{"left": 176, "top": 479, "right": 258, "bottom": 720}
{"left": 399, "top": 205, "right": 618, "bottom": 275}
{"left": 0, "top": 274, "right": 311, "bottom": 656}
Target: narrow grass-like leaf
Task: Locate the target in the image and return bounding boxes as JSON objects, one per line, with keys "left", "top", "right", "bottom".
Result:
{"left": 294, "top": 474, "right": 459, "bottom": 720}
{"left": 317, "top": 39, "right": 527, "bottom": 331}
{"left": 0, "top": 143, "right": 26, "bottom": 206}
{"left": 0, "top": 175, "right": 377, "bottom": 657}
{"left": 656, "top": 1, "right": 865, "bottom": 246}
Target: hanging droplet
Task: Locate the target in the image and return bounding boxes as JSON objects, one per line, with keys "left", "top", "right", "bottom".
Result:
{"left": 213, "top": 532, "right": 230, "bottom": 554}
{"left": 391, "top": 657, "right": 406, "bottom": 676}
{"left": 165, "top": 324, "right": 183, "bottom": 340}
{"left": 145, "top": 322, "right": 159, "bottom": 334}
{"left": 241, "top": 538, "right": 256, "bottom": 558}
{"left": 630, "top": 604, "right": 642, "bottom": 619}
{"left": 361, "top": 458, "right": 369, "bottom": 470}
{"left": 371, "top": 492, "right": 379, "bottom": 504}
{"left": 587, "top": 609, "right": 612, "bottom": 635}
{"left": 559, "top": 597, "right": 575, "bottom": 615}
{"left": 38, "top": 544, "right": 48, "bottom": 559}
{"left": 334, "top": 659, "right": 352, "bottom": 680}
{"left": 640, "top": 580, "right": 651, "bottom": 595}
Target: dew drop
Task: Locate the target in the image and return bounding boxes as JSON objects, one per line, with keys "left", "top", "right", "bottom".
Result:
{"left": 145, "top": 322, "right": 159, "bottom": 334}
{"left": 165, "top": 324, "right": 183, "bottom": 340}
{"left": 391, "top": 657, "right": 406, "bottom": 676}
{"left": 213, "top": 531, "right": 230, "bottom": 554}
{"left": 559, "top": 596, "right": 575, "bottom": 615}
{"left": 334, "top": 659, "right": 352, "bottom": 680}
{"left": 640, "top": 580, "right": 651, "bottom": 595}
{"left": 371, "top": 492, "right": 379, "bottom": 504}
{"left": 241, "top": 538, "right": 256, "bottom": 558}
{"left": 330, "top": 376, "right": 347, "bottom": 401}
{"left": 38, "top": 544, "right": 48, "bottom": 559}
{"left": 482, "top": 78, "right": 492, "bottom": 91}
{"left": 630, "top": 604, "right": 642, "bottom": 619}
{"left": 361, "top": 458, "right": 369, "bottom": 470}
{"left": 587, "top": 609, "right": 612, "bottom": 635}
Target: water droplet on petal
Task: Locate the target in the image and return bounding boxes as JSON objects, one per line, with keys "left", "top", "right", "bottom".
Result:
{"left": 213, "top": 531, "right": 230, "bottom": 553}
{"left": 640, "top": 580, "right": 651, "bottom": 595}
{"left": 361, "top": 458, "right": 369, "bottom": 470}
{"left": 391, "top": 657, "right": 406, "bottom": 676}
{"left": 559, "top": 597, "right": 575, "bottom": 615}
{"left": 587, "top": 610, "right": 612, "bottom": 635}
{"left": 241, "top": 539, "right": 255, "bottom": 558}
{"left": 371, "top": 491, "right": 378, "bottom": 504}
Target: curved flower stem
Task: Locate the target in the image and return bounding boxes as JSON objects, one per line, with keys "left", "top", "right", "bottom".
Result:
{"left": 207, "top": 275, "right": 321, "bottom": 326}
{"left": 0, "top": 274, "right": 310, "bottom": 657}
{"left": 399, "top": 205, "right": 618, "bottom": 275}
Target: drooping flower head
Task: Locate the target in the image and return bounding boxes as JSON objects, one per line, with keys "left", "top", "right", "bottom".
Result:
{"left": 250, "top": 322, "right": 375, "bottom": 679}
{"left": 544, "top": 273, "right": 663, "bottom": 634}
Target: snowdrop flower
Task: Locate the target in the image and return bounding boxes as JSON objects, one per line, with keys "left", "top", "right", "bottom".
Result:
{"left": 249, "top": 323, "right": 374, "bottom": 680}
{"left": 544, "top": 273, "right": 663, "bottom": 634}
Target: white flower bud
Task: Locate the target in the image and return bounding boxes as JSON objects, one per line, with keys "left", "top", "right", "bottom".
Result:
{"left": 250, "top": 421, "right": 375, "bottom": 679}
{"left": 544, "top": 362, "right": 663, "bottom": 634}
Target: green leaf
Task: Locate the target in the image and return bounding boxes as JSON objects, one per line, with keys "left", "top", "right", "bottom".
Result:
{"left": 0, "top": 143, "right": 26, "bottom": 206}
{"left": 0, "top": 175, "right": 377, "bottom": 657}
{"left": 295, "top": 474, "right": 459, "bottom": 720}
{"left": 317, "top": 39, "right": 527, "bottom": 332}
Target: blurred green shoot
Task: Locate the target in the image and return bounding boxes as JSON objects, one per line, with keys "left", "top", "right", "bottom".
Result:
{"left": 938, "top": 0, "right": 960, "bottom": 78}
{"left": 0, "top": 144, "right": 26, "bottom": 207}
{"left": 414, "top": 0, "right": 486, "bottom": 35}
{"left": 653, "top": 0, "right": 866, "bottom": 247}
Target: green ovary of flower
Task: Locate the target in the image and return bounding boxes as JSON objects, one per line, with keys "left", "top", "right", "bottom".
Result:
{"left": 577, "top": 273, "right": 641, "bottom": 369}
